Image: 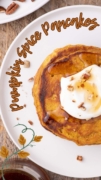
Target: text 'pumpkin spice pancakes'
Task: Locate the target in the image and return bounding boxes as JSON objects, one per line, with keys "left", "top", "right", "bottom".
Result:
{"left": 32, "top": 44, "right": 101, "bottom": 145}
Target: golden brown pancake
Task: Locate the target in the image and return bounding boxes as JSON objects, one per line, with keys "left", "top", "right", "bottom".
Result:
{"left": 32, "top": 44, "right": 101, "bottom": 145}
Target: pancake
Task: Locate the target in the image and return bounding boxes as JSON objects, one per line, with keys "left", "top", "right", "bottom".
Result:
{"left": 32, "top": 44, "right": 101, "bottom": 145}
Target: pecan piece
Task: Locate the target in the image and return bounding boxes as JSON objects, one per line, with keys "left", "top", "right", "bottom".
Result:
{"left": 23, "top": 104, "right": 26, "bottom": 108}
{"left": 72, "top": 100, "right": 76, "bottom": 102}
{"left": 67, "top": 85, "right": 74, "bottom": 91}
{"left": 6, "top": 2, "right": 19, "bottom": 15}
{"left": 24, "top": 60, "right": 30, "bottom": 68}
{"left": 0, "top": 6, "right": 6, "bottom": 13}
{"left": 70, "top": 76, "right": 74, "bottom": 81}
{"left": 81, "top": 71, "right": 91, "bottom": 81}
{"left": 78, "top": 102, "right": 86, "bottom": 111}
{"left": 28, "top": 120, "right": 33, "bottom": 125}
{"left": 28, "top": 77, "right": 34, "bottom": 82}
{"left": 77, "top": 155, "right": 83, "bottom": 161}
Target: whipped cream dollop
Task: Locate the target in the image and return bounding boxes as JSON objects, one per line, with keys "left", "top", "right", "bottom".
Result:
{"left": 60, "top": 65, "right": 101, "bottom": 120}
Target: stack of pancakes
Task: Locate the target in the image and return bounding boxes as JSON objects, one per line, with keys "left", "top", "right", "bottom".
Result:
{"left": 32, "top": 44, "right": 101, "bottom": 145}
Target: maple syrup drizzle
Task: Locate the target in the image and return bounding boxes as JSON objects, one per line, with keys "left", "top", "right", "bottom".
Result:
{"left": 48, "top": 54, "right": 85, "bottom": 76}
{"left": 79, "top": 53, "right": 98, "bottom": 65}
{"left": 75, "top": 75, "right": 101, "bottom": 112}
{"left": 48, "top": 52, "right": 101, "bottom": 76}
{"left": 46, "top": 52, "right": 101, "bottom": 123}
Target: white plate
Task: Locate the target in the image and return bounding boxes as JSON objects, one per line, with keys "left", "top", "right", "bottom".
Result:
{"left": 0, "top": 5, "right": 101, "bottom": 178}
{"left": 0, "top": 0, "right": 49, "bottom": 24}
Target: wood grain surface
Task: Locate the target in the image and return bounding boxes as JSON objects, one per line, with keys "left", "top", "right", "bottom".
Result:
{"left": 0, "top": 0, "right": 101, "bottom": 180}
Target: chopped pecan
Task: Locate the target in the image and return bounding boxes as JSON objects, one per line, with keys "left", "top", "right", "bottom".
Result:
{"left": 24, "top": 60, "right": 30, "bottom": 68}
{"left": 70, "top": 77, "right": 74, "bottom": 81}
{"left": 72, "top": 100, "right": 76, "bottom": 102}
{"left": 0, "top": 6, "right": 6, "bottom": 13}
{"left": 77, "top": 155, "right": 83, "bottom": 161}
{"left": 6, "top": 2, "right": 19, "bottom": 15}
{"left": 78, "top": 102, "right": 86, "bottom": 111}
{"left": 81, "top": 71, "right": 91, "bottom": 81}
{"left": 67, "top": 85, "right": 74, "bottom": 91}
{"left": 28, "top": 77, "right": 34, "bottom": 82}
{"left": 78, "top": 102, "right": 84, "bottom": 108}
{"left": 28, "top": 120, "right": 33, "bottom": 125}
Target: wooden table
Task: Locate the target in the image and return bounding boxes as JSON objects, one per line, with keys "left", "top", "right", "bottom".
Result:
{"left": 0, "top": 0, "right": 101, "bottom": 179}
